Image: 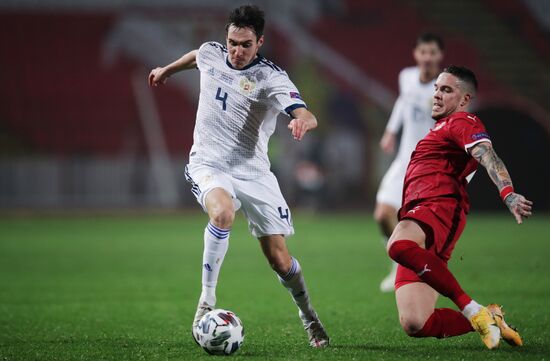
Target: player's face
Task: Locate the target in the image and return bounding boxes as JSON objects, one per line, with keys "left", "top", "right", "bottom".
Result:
{"left": 432, "top": 73, "right": 468, "bottom": 120}
{"left": 226, "top": 25, "right": 264, "bottom": 69}
{"left": 414, "top": 42, "right": 443, "bottom": 73}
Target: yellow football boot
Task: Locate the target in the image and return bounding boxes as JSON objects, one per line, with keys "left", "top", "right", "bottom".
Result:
{"left": 487, "top": 304, "right": 523, "bottom": 346}
{"left": 470, "top": 307, "right": 501, "bottom": 349}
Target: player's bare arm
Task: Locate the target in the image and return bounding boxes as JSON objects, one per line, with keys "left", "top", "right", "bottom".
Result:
{"left": 287, "top": 107, "right": 317, "bottom": 141}
{"left": 379, "top": 130, "right": 397, "bottom": 154}
{"left": 148, "top": 49, "right": 198, "bottom": 87}
{"left": 469, "top": 141, "right": 533, "bottom": 224}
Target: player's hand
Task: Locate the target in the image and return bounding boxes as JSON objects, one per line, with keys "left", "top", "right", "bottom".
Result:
{"left": 148, "top": 67, "right": 169, "bottom": 87}
{"left": 288, "top": 118, "right": 309, "bottom": 141}
{"left": 380, "top": 131, "right": 396, "bottom": 154}
{"left": 505, "top": 193, "right": 533, "bottom": 224}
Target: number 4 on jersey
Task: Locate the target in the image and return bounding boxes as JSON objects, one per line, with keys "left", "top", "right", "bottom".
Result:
{"left": 216, "top": 87, "right": 228, "bottom": 111}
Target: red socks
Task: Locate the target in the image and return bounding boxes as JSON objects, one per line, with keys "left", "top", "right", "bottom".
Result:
{"left": 413, "top": 308, "right": 474, "bottom": 338}
{"left": 388, "top": 240, "right": 472, "bottom": 310}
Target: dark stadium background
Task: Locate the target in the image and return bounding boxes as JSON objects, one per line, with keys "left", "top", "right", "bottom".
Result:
{"left": 1, "top": 0, "right": 548, "bottom": 212}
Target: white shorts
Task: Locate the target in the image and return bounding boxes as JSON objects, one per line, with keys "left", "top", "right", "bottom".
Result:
{"left": 375, "top": 157, "right": 408, "bottom": 210}
{"left": 184, "top": 164, "right": 294, "bottom": 238}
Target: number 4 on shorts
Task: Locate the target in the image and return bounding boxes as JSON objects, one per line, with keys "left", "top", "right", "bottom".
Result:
{"left": 278, "top": 207, "right": 291, "bottom": 226}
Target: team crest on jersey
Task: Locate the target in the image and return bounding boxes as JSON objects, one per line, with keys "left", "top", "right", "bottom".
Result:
{"left": 239, "top": 77, "right": 256, "bottom": 95}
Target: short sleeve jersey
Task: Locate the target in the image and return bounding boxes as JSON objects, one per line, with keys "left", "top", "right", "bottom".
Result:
{"left": 190, "top": 41, "right": 306, "bottom": 180}
{"left": 403, "top": 111, "right": 491, "bottom": 212}
{"left": 386, "top": 67, "right": 436, "bottom": 161}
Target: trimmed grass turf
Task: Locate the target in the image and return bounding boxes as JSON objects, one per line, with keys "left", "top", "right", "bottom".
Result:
{"left": 0, "top": 212, "right": 549, "bottom": 360}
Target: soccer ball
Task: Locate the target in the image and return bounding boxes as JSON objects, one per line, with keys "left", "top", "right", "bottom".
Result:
{"left": 195, "top": 309, "right": 244, "bottom": 355}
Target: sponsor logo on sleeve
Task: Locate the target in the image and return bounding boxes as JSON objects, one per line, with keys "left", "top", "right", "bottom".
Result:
{"left": 471, "top": 132, "right": 490, "bottom": 141}
{"left": 290, "top": 92, "right": 302, "bottom": 100}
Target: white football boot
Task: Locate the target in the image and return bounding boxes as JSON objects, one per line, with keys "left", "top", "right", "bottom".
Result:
{"left": 192, "top": 302, "right": 213, "bottom": 343}
{"left": 299, "top": 310, "right": 329, "bottom": 348}
{"left": 380, "top": 261, "right": 398, "bottom": 293}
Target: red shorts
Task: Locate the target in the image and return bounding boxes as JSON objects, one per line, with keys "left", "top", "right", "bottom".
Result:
{"left": 395, "top": 197, "right": 467, "bottom": 290}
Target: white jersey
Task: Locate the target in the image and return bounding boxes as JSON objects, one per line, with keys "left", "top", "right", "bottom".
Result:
{"left": 376, "top": 67, "right": 437, "bottom": 209}
{"left": 190, "top": 41, "right": 306, "bottom": 180}
{"left": 385, "top": 66, "right": 436, "bottom": 162}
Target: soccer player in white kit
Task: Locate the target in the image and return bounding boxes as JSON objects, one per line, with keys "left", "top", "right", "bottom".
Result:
{"left": 375, "top": 33, "right": 444, "bottom": 292}
{"left": 148, "top": 5, "right": 329, "bottom": 347}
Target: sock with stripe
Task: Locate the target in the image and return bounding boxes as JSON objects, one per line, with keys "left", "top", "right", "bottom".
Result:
{"left": 277, "top": 257, "right": 316, "bottom": 320}
{"left": 413, "top": 308, "right": 474, "bottom": 338}
{"left": 199, "top": 222, "right": 230, "bottom": 307}
{"left": 388, "top": 240, "right": 472, "bottom": 310}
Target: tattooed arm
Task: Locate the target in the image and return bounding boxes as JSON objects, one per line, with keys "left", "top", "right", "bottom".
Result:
{"left": 469, "top": 141, "right": 533, "bottom": 224}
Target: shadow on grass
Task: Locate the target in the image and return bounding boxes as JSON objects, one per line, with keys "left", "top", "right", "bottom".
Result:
{"left": 330, "top": 342, "right": 541, "bottom": 357}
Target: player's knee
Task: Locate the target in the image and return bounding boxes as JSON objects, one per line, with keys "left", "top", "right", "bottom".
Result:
{"left": 387, "top": 223, "right": 424, "bottom": 259}
{"left": 387, "top": 241, "right": 404, "bottom": 262}
{"left": 209, "top": 207, "right": 235, "bottom": 229}
{"left": 399, "top": 316, "right": 426, "bottom": 337}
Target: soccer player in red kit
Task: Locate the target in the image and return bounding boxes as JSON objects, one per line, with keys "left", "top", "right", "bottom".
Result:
{"left": 387, "top": 66, "right": 533, "bottom": 349}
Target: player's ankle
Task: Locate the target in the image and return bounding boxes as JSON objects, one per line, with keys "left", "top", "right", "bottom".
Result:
{"left": 461, "top": 300, "right": 482, "bottom": 320}
{"left": 200, "top": 286, "right": 217, "bottom": 307}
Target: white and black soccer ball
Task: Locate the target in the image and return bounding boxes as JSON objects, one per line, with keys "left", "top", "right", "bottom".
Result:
{"left": 195, "top": 309, "right": 244, "bottom": 355}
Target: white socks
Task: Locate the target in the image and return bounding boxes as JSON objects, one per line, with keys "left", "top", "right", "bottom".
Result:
{"left": 462, "top": 300, "right": 483, "bottom": 320}
{"left": 278, "top": 257, "right": 316, "bottom": 320}
{"left": 199, "top": 223, "right": 230, "bottom": 307}
{"left": 198, "top": 226, "right": 315, "bottom": 322}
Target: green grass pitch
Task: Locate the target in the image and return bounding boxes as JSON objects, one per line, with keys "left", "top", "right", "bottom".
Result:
{"left": 1, "top": 212, "right": 549, "bottom": 360}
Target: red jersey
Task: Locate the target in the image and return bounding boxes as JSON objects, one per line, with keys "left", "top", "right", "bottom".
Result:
{"left": 402, "top": 111, "right": 491, "bottom": 213}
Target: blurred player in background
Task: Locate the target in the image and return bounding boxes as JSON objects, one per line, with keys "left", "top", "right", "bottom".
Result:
{"left": 375, "top": 33, "right": 444, "bottom": 292}
{"left": 387, "top": 66, "right": 532, "bottom": 349}
{"left": 148, "top": 5, "right": 329, "bottom": 348}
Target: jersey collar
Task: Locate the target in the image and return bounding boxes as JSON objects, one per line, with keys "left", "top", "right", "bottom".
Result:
{"left": 225, "top": 54, "right": 263, "bottom": 71}
{"left": 437, "top": 111, "right": 469, "bottom": 123}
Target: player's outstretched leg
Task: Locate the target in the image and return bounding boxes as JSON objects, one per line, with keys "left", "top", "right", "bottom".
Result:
{"left": 193, "top": 189, "right": 234, "bottom": 341}
{"left": 396, "top": 281, "right": 474, "bottom": 339}
{"left": 374, "top": 202, "right": 399, "bottom": 292}
{"left": 192, "top": 223, "right": 230, "bottom": 324}
{"left": 388, "top": 220, "right": 501, "bottom": 349}
{"left": 259, "top": 235, "right": 329, "bottom": 348}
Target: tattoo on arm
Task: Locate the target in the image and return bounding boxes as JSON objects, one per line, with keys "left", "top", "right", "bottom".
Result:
{"left": 469, "top": 142, "right": 513, "bottom": 191}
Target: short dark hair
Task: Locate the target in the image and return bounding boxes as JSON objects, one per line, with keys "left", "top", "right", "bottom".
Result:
{"left": 225, "top": 5, "right": 265, "bottom": 39}
{"left": 416, "top": 32, "right": 444, "bottom": 51}
{"left": 443, "top": 65, "right": 478, "bottom": 94}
